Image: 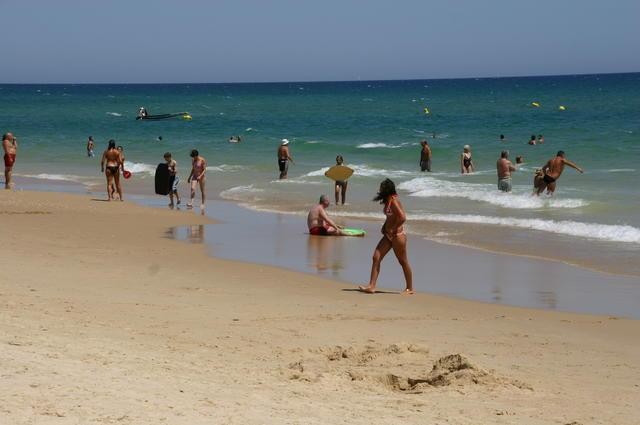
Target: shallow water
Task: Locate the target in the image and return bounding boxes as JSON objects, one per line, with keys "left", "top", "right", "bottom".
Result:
{"left": 3, "top": 74, "right": 640, "bottom": 274}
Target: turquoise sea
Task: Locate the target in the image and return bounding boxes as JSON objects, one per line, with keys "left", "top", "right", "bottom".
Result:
{"left": 2, "top": 73, "right": 639, "bottom": 275}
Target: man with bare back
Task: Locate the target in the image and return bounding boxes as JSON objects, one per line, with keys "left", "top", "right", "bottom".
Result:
{"left": 534, "top": 150, "right": 583, "bottom": 195}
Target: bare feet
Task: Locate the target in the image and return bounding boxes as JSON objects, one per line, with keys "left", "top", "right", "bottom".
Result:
{"left": 401, "top": 289, "right": 415, "bottom": 295}
{"left": 186, "top": 203, "right": 193, "bottom": 209}
{"left": 358, "top": 285, "right": 376, "bottom": 294}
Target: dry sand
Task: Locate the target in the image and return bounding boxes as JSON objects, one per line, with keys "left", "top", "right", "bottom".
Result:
{"left": 1, "top": 190, "right": 638, "bottom": 424}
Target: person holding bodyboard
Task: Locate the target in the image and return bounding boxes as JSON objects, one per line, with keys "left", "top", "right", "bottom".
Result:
{"left": 324, "top": 155, "right": 353, "bottom": 205}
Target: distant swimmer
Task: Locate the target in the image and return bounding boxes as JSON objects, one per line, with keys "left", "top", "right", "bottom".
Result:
{"left": 419, "top": 140, "right": 432, "bottom": 172}
{"left": 277, "top": 139, "right": 294, "bottom": 179}
{"left": 461, "top": 144, "right": 474, "bottom": 174}
{"left": 187, "top": 149, "right": 207, "bottom": 209}
{"left": 533, "top": 150, "right": 583, "bottom": 196}
{"left": 359, "top": 179, "right": 413, "bottom": 295}
{"left": 100, "top": 139, "right": 123, "bottom": 201}
{"left": 516, "top": 155, "right": 524, "bottom": 164}
{"left": 164, "top": 152, "right": 181, "bottom": 208}
{"left": 157, "top": 136, "right": 163, "bottom": 142}
{"left": 307, "top": 194, "right": 344, "bottom": 236}
{"left": 334, "top": 155, "right": 348, "bottom": 205}
{"left": 87, "top": 136, "right": 95, "bottom": 157}
{"left": 500, "top": 134, "right": 506, "bottom": 142}
{"left": 228, "top": 136, "right": 242, "bottom": 143}
{"left": 497, "top": 150, "right": 517, "bottom": 192}
{"left": 137, "top": 107, "right": 148, "bottom": 119}
{"left": 528, "top": 135, "right": 537, "bottom": 145}
{"left": 2, "top": 132, "right": 17, "bottom": 189}
{"left": 537, "top": 134, "right": 545, "bottom": 144}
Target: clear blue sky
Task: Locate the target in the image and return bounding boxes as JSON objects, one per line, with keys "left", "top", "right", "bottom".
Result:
{"left": 2, "top": 0, "right": 639, "bottom": 83}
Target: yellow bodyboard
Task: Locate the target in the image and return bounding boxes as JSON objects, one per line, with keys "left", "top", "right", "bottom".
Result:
{"left": 324, "top": 165, "right": 354, "bottom": 181}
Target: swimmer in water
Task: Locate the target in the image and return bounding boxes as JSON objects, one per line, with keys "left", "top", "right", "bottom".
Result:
{"left": 533, "top": 150, "right": 583, "bottom": 196}
{"left": 461, "top": 145, "right": 474, "bottom": 174}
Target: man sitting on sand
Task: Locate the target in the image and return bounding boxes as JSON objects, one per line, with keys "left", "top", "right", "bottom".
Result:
{"left": 496, "top": 150, "right": 517, "bottom": 192}
{"left": 534, "top": 150, "right": 583, "bottom": 196}
{"left": 307, "top": 195, "right": 344, "bottom": 236}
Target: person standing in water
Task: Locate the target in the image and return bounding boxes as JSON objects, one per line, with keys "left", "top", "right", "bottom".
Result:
{"left": 419, "top": 140, "right": 432, "bottom": 172}
{"left": 164, "top": 152, "right": 181, "bottom": 208}
{"left": 534, "top": 150, "right": 583, "bottom": 196}
{"left": 496, "top": 150, "right": 517, "bottom": 192}
{"left": 187, "top": 149, "right": 207, "bottom": 208}
{"left": 359, "top": 179, "right": 413, "bottom": 295}
{"left": 460, "top": 144, "right": 474, "bottom": 174}
{"left": 3, "top": 133, "right": 17, "bottom": 190}
{"left": 277, "top": 139, "right": 294, "bottom": 179}
{"left": 528, "top": 135, "right": 537, "bottom": 145}
{"left": 86, "top": 136, "right": 95, "bottom": 157}
{"left": 334, "top": 155, "right": 348, "bottom": 205}
{"left": 100, "top": 139, "right": 123, "bottom": 201}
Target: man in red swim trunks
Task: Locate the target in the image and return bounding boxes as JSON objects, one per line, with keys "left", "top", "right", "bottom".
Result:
{"left": 307, "top": 195, "right": 344, "bottom": 236}
{"left": 3, "top": 132, "right": 17, "bottom": 189}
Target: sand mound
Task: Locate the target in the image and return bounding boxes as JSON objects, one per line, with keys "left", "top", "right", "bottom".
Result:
{"left": 283, "top": 344, "right": 531, "bottom": 393}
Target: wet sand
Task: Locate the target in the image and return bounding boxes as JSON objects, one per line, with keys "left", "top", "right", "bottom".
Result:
{"left": 1, "top": 189, "right": 639, "bottom": 424}
{"left": 160, "top": 198, "right": 640, "bottom": 318}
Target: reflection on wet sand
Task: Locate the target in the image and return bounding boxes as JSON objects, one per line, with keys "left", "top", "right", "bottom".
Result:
{"left": 306, "top": 236, "right": 345, "bottom": 277}
{"left": 187, "top": 225, "right": 205, "bottom": 244}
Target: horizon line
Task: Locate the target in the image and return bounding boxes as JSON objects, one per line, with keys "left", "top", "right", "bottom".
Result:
{"left": 1, "top": 71, "right": 638, "bottom": 86}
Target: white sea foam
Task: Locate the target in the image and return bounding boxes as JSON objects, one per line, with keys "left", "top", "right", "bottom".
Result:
{"left": 220, "top": 185, "right": 265, "bottom": 201}
{"left": 106, "top": 112, "right": 122, "bottom": 117}
{"left": 123, "top": 161, "right": 155, "bottom": 175}
{"left": 305, "top": 140, "right": 321, "bottom": 144}
{"left": 329, "top": 210, "right": 640, "bottom": 243}
{"left": 357, "top": 142, "right": 405, "bottom": 149}
{"left": 22, "top": 173, "right": 88, "bottom": 183}
{"left": 398, "top": 176, "right": 587, "bottom": 209}
{"left": 302, "top": 164, "right": 416, "bottom": 179}
{"left": 206, "top": 164, "right": 247, "bottom": 172}
{"left": 606, "top": 169, "right": 635, "bottom": 173}
{"left": 415, "top": 214, "right": 640, "bottom": 244}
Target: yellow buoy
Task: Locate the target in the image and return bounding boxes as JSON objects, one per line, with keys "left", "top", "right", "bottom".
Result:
{"left": 183, "top": 114, "right": 192, "bottom": 120}
{"left": 531, "top": 102, "right": 540, "bottom": 108}
{"left": 424, "top": 107, "right": 430, "bottom": 115}
{"left": 558, "top": 105, "right": 566, "bottom": 111}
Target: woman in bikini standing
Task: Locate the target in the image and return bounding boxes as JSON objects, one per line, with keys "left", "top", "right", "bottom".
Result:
{"left": 461, "top": 144, "right": 474, "bottom": 174}
{"left": 100, "top": 139, "right": 124, "bottom": 201}
{"left": 187, "top": 149, "right": 207, "bottom": 208}
{"left": 359, "top": 179, "right": 413, "bottom": 294}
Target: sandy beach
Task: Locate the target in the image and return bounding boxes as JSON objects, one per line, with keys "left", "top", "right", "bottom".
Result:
{"left": 1, "top": 190, "right": 639, "bottom": 424}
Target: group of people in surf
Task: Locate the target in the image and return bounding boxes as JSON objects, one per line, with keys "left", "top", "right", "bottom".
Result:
{"left": 419, "top": 136, "right": 583, "bottom": 195}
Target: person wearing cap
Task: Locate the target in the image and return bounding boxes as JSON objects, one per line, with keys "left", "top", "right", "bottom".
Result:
{"left": 277, "top": 139, "right": 294, "bottom": 179}
{"left": 461, "top": 144, "right": 474, "bottom": 174}
{"left": 86, "top": 136, "right": 95, "bottom": 157}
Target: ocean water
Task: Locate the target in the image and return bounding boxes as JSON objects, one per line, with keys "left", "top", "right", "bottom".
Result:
{"left": 2, "top": 73, "right": 640, "bottom": 274}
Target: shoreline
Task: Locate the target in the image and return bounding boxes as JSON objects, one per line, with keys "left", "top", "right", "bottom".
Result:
{"left": 10, "top": 175, "right": 640, "bottom": 319}
{"left": 14, "top": 172, "right": 640, "bottom": 279}
{"left": 0, "top": 191, "right": 640, "bottom": 425}
{"left": 1, "top": 189, "right": 639, "bottom": 424}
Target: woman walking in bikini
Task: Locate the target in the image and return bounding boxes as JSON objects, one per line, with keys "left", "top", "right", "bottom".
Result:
{"left": 187, "top": 149, "right": 207, "bottom": 209}
{"left": 100, "top": 139, "right": 124, "bottom": 201}
{"left": 359, "top": 178, "right": 413, "bottom": 294}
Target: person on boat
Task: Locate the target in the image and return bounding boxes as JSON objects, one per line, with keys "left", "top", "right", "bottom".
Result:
{"left": 307, "top": 194, "right": 344, "bottom": 236}
{"left": 137, "top": 107, "right": 148, "bottom": 119}
{"left": 359, "top": 179, "right": 413, "bottom": 295}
